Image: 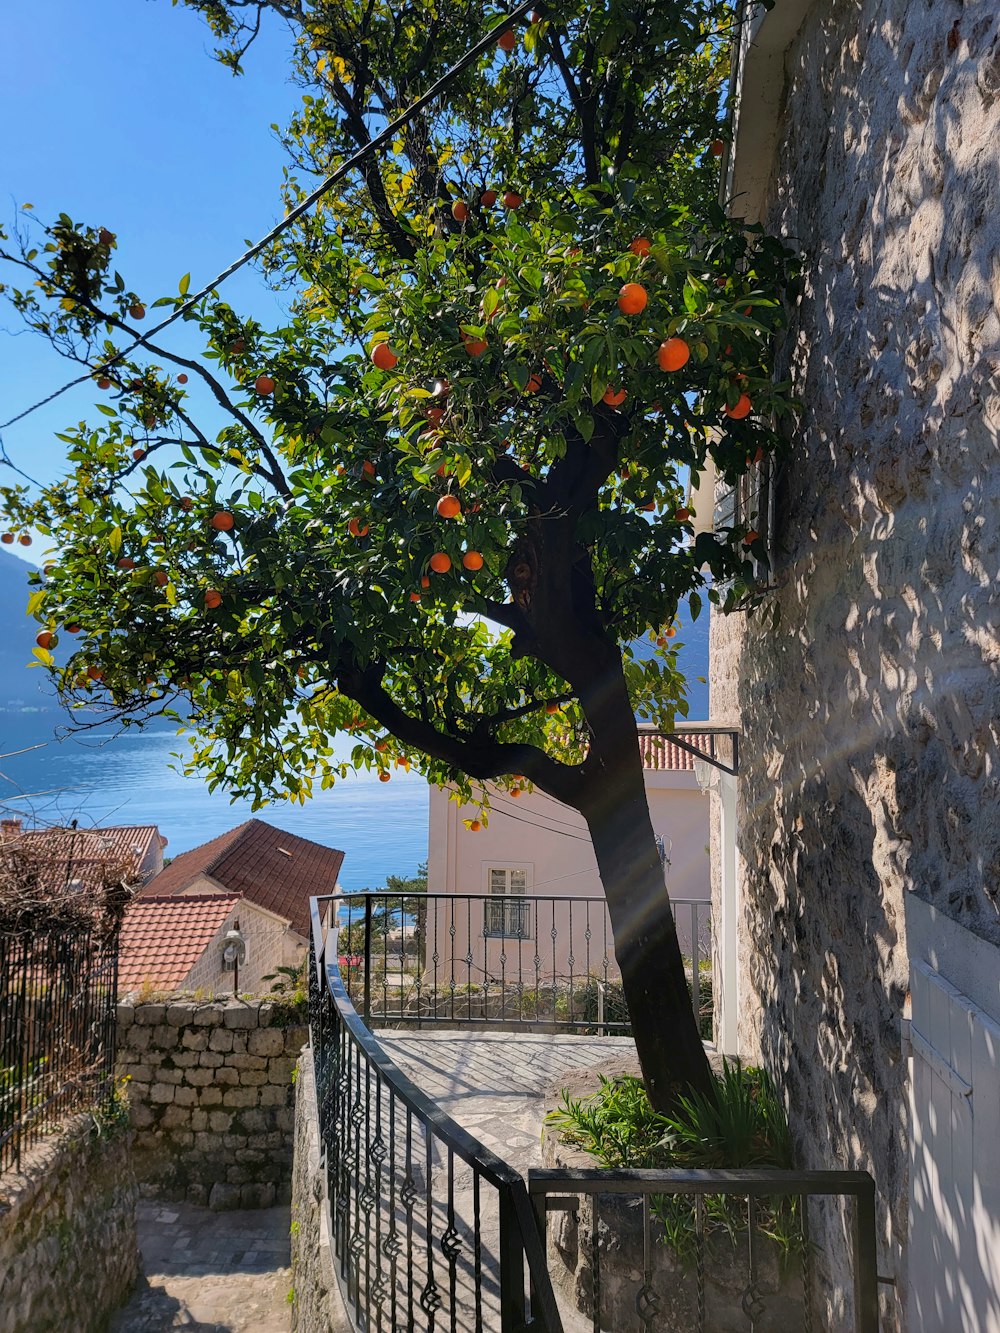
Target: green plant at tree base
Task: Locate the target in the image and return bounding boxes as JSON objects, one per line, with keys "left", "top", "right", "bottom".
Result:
{"left": 546, "top": 1060, "right": 806, "bottom": 1264}
{"left": 0, "top": 0, "right": 796, "bottom": 1110}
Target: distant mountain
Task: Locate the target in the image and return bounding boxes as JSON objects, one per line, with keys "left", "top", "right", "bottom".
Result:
{"left": 0, "top": 549, "right": 59, "bottom": 712}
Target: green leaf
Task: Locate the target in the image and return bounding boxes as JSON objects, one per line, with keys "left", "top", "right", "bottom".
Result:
{"left": 179, "top": 273, "right": 191, "bottom": 296}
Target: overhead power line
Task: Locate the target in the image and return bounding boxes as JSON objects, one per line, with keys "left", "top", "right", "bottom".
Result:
{"left": 0, "top": 0, "right": 539, "bottom": 443}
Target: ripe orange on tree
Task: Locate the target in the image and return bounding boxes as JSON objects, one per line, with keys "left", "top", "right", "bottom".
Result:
{"left": 371, "top": 343, "right": 398, "bottom": 371}
{"left": 480, "top": 188, "right": 498, "bottom": 207}
{"left": 97, "top": 376, "right": 112, "bottom": 390}
{"left": 66, "top": 623, "right": 80, "bottom": 633}
{"left": 0, "top": 534, "right": 12, "bottom": 545}
{"left": 503, "top": 191, "right": 523, "bottom": 209}
{"left": 35, "top": 631, "right": 55, "bottom": 650}
{"left": 743, "top": 530, "right": 760, "bottom": 546}
{"left": 117, "top": 557, "right": 135, "bottom": 570}
{"left": 254, "top": 374, "right": 275, "bottom": 395}
{"left": 98, "top": 228, "right": 115, "bottom": 247}
{"left": 629, "top": 236, "right": 651, "bottom": 257}
{"left": 618, "top": 282, "right": 647, "bottom": 315}
{"left": 420, "top": 576, "right": 431, "bottom": 589}
{"left": 179, "top": 496, "right": 193, "bottom": 511}
{"left": 451, "top": 200, "right": 469, "bottom": 222}
{"left": 378, "top": 771, "right": 391, "bottom": 782}
{"left": 603, "top": 386, "right": 627, "bottom": 407}
{"left": 657, "top": 337, "right": 690, "bottom": 372}
{"left": 362, "top": 460, "right": 376, "bottom": 480}
{"left": 710, "top": 138, "right": 725, "bottom": 156}
{"left": 133, "top": 448, "right": 146, "bottom": 461}
{"left": 426, "top": 407, "right": 444, "bottom": 423}
{"left": 348, "top": 516, "right": 369, "bottom": 538}
{"left": 639, "top": 500, "right": 656, "bottom": 512}
{"left": 18, "top": 535, "right": 31, "bottom": 547}
{"left": 129, "top": 303, "right": 145, "bottom": 320}
{"left": 675, "top": 507, "right": 691, "bottom": 522}
{"left": 177, "top": 373, "right": 188, "bottom": 384}
{"left": 725, "top": 393, "right": 752, "bottom": 420}
{"left": 497, "top": 28, "right": 516, "bottom": 52}
{"left": 545, "top": 701, "right": 559, "bottom": 714}
{"left": 462, "top": 332, "right": 488, "bottom": 357}
{"left": 462, "top": 550, "right": 483, "bottom": 571}
{"left": 410, "top": 592, "right": 421, "bottom": 603}
{"left": 436, "top": 495, "right": 462, "bottom": 519}
{"left": 211, "top": 511, "right": 235, "bottom": 531}
{"left": 153, "top": 571, "right": 169, "bottom": 587}
{"left": 525, "top": 373, "right": 542, "bottom": 394}
{"left": 87, "top": 665, "right": 104, "bottom": 681}
{"left": 204, "top": 589, "right": 222, "bottom": 609}
{"left": 469, "top": 820, "right": 481, "bottom": 832}
{"left": 429, "top": 552, "right": 452, "bottom": 574}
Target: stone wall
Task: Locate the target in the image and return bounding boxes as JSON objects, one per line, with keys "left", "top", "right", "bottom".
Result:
{"left": 290, "top": 1052, "right": 350, "bottom": 1332}
{"left": 0, "top": 1117, "right": 138, "bottom": 1333}
{"left": 713, "top": 2, "right": 1000, "bottom": 1328}
{"left": 117, "top": 999, "right": 308, "bottom": 1208}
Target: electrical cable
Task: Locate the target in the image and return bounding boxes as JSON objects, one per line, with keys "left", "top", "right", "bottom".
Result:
{"left": 477, "top": 799, "right": 591, "bottom": 843}
{"left": 0, "top": 0, "right": 538, "bottom": 440}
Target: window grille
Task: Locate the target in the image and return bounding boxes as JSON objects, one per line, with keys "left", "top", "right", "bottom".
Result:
{"left": 484, "top": 866, "right": 531, "bottom": 938}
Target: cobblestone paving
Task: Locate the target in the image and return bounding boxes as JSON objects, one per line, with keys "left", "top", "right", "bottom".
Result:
{"left": 110, "top": 1200, "right": 291, "bottom": 1332}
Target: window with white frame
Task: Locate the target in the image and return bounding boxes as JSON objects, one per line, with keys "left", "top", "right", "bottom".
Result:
{"left": 483, "top": 864, "right": 532, "bottom": 938}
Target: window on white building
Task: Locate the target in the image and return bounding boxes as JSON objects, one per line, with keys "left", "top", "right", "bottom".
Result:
{"left": 484, "top": 864, "right": 532, "bottom": 938}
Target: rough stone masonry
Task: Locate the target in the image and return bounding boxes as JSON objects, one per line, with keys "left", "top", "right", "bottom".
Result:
{"left": 117, "top": 998, "right": 308, "bottom": 1209}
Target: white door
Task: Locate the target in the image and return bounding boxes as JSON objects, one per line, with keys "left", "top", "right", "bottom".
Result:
{"left": 908, "top": 960, "right": 1000, "bottom": 1331}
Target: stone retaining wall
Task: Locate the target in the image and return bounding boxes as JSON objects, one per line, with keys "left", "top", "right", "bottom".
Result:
{"left": 0, "top": 1117, "right": 139, "bottom": 1333}
{"left": 290, "top": 1052, "right": 350, "bottom": 1332}
{"left": 117, "top": 999, "right": 308, "bottom": 1209}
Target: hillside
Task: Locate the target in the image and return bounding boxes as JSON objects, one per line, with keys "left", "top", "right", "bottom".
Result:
{"left": 0, "top": 549, "right": 57, "bottom": 710}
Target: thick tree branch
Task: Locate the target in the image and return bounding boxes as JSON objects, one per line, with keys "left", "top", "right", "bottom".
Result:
{"left": 337, "top": 659, "right": 586, "bottom": 807}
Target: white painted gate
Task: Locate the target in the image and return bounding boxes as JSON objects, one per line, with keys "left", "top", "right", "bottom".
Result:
{"left": 908, "top": 959, "right": 1000, "bottom": 1331}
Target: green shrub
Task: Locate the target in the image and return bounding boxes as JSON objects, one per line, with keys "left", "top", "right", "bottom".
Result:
{"left": 547, "top": 1061, "right": 805, "bottom": 1264}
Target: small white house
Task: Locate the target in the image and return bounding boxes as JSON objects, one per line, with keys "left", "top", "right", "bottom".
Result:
{"left": 425, "top": 726, "right": 714, "bottom": 987}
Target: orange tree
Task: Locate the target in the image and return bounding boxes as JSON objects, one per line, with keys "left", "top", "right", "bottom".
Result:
{"left": 0, "top": 0, "right": 794, "bottom": 1107}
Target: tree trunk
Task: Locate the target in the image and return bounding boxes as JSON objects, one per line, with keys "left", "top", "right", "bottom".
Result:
{"left": 575, "top": 657, "right": 716, "bottom": 1112}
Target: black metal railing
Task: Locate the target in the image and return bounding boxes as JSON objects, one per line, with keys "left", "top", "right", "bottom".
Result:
{"left": 0, "top": 921, "right": 120, "bottom": 1174}
{"left": 309, "top": 893, "right": 881, "bottom": 1333}
{"left": 332, "top": 892, "right": 712, "bottom": 1037}
{"left": 310, "top": 894, "right": 564, "bottom": 1332}
{"left": 529, "top": 1168, "right": 879, "bottom": 1333}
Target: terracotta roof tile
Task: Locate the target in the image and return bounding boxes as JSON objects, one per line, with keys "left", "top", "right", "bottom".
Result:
{"left": 118, "top": 894, "right": 240, "bottom": 993}
{"left": 143, "top": 819, "right": 344, "bottom": 937}
{"left": 638, "top": 731, "right": 715, "bottom": 771}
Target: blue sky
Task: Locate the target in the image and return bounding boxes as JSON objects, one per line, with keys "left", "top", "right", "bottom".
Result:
{"left": 1, "top": 0, "right": 302, "bottom": 519}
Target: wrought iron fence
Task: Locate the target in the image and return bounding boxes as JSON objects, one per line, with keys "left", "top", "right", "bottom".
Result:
{"left": 528, "top": 1168, "right": 879, "bottom": 1333}
{"left": 333, "top": 892, "right": 712, "bottom": 1037}
{"left": 0, "top": 921, "right": 120, "bottom": 1174}
{"left": 309, "top": 894, "right": 563, "bottom": 1332}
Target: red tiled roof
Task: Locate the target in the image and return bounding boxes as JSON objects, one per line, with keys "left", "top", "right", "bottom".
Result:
{"left": 638, "top": 731, "right": 715, "bottom": 771}
{"left": 143, "top": 819, "right": 344, "bottom": 938}
{"left": 118, "top": 894, "right": 240, "bottom": 992}
{"left": 0, "top": 823, "right": 164, "bottom": 896}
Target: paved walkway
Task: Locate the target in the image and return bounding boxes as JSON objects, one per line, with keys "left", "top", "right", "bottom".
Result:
{"left": 111, "top": 1200, "right": 291, "bottom": 1332}
{"left": 377, "top": 1029, "right": 641, "bottom": 1174}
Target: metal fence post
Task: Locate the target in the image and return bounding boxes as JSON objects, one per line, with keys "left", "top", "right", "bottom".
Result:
{"left": 498, "top": 1190, "right": 529, "bottom": 1331}
{"left": 853, "top": 1177, "right": 879, "bottom": 1333}
{"left": 362, "top": 895, "right": 372, "bottom": 1024}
